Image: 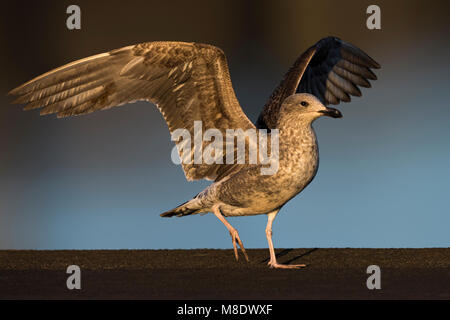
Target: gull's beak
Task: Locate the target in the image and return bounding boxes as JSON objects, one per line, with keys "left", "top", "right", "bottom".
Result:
{"left": 318, "top": 107, "right": 343, "bottom": 118}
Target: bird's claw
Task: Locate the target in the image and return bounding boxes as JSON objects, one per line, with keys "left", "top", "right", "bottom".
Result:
{"left": 229, "top": 229, "right": 249, "bottom": 262}
{"left": 268, "top": 260, "right": 306, "bottom": 269}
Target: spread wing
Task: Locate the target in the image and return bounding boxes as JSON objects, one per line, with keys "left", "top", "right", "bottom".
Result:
{"left": 257, "top": 37, "right": 380, "bottom": 129}
{"left": 9, "top": 42, "right": 255, "bottom": 181}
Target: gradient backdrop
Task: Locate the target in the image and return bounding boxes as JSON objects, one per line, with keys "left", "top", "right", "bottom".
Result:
{"left": 1, "top": 0, "right": 449, "bottom": 249}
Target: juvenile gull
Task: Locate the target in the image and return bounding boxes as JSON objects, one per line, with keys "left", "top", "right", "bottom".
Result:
{"left": 9, "top": 37, "right": 380, "bottom": 268}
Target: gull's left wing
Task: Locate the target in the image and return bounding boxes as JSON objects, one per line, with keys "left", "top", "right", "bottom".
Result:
{"left": 257, "top": 37, "right": 380, "bottom": 129}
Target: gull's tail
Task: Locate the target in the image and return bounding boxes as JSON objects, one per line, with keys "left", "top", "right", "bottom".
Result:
{"left": 160, "top": 198, "right": 204, "bottom": 217}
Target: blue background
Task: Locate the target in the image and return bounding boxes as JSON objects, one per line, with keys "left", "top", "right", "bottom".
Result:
{"left": 1, "top": 0, "right": 449, "bottom": 249}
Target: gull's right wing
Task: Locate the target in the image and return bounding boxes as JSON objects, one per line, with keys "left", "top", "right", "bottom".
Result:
{"left": 9, "top": 42, "right": 256, "bottom": 181}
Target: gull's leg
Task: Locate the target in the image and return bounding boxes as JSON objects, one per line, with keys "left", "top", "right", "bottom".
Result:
{"left": 212, "top": 205, "right": 249, "bottom": 262}
{"left": 266, "top": 210, "right": 306, "bottom": 269}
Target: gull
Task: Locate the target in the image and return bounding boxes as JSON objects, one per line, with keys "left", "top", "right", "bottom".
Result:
{"left": 9, "top": 37, "right": 380, "bottom": 268}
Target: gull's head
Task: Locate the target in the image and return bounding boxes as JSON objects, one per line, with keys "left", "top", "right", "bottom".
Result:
{"left": 280, "top": 93, "right": 342, "bottom": 123}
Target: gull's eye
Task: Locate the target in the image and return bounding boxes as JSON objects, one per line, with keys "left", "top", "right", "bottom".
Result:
{"left": 300, "top": 101, "right": 309, "bottom": 107}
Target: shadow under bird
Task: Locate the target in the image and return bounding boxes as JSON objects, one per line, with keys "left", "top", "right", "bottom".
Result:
{"left": 9, "top": 37, "right": 380, "bottom": 268}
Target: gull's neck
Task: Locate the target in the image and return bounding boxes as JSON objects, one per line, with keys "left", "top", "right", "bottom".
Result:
{"left": 276, "top": 116, "right": 319, "bottom": 167}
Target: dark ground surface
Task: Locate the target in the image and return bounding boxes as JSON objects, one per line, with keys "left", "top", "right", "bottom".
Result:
{"left": 0, "top": 248, "right": 449, "bottom": 299}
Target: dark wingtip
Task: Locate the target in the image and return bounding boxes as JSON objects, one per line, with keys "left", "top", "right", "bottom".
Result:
{"left": 318, "top": 37, "right": 381, "bottom": 71}
{"left": 370, "top": 58, "right": 381, "bottom": 69}
{"left": 364, "top": 54, "right": 381, "bottom": 70}
{"left": 364, "top": 67, "right": 378, "bottom": 80}
{"left": 339, "top": 40, "right": 380, "bottom": 69}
